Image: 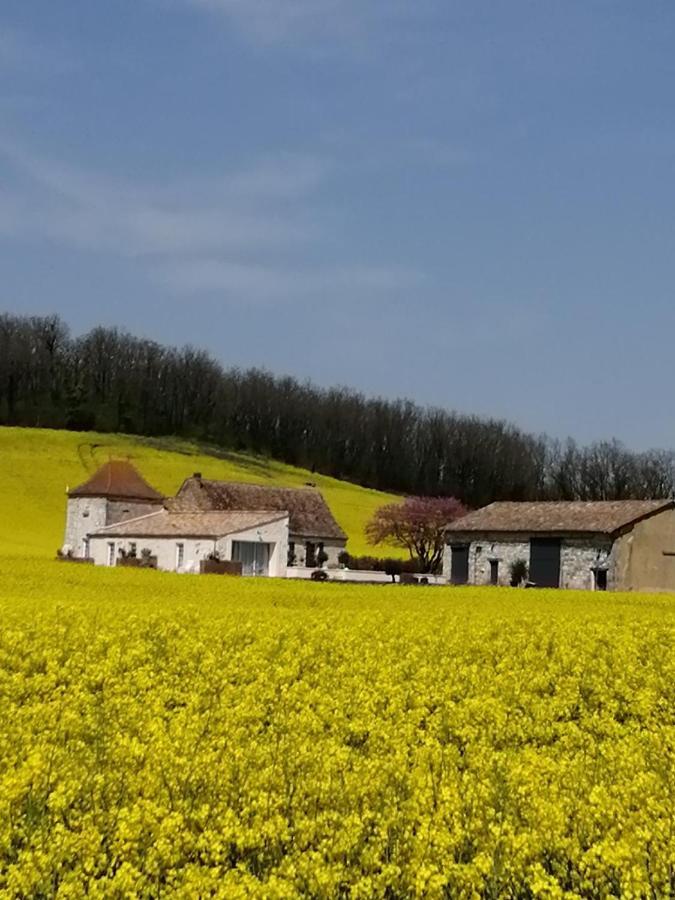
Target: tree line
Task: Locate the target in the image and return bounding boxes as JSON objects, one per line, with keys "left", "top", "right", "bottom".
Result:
{"left": 1, "top": 311, "right": 673, "bottom": 507}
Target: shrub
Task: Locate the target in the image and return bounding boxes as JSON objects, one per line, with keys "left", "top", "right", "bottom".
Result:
{"left": 338, "top": 552, "right": 422, "bottom": 574}
{"left": 384, "top": 559, "right": 403, "bottom": 583}
{"left": 310, "top": 569, "right": 329, "bottom": 581}
{"left": 337, "top": 550, "right": 350, "bottom": 567}
{"left": 510, "top": 558, "right": 529, "bottom": 587}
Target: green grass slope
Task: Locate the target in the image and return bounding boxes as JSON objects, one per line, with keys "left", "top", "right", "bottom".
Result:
{"left": 0, "top": 426, "right": 403, "bottom": 559}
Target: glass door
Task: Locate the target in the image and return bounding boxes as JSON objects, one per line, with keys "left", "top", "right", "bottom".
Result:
{"left": 231, "top": 541, "right": 271, "bottom": 576}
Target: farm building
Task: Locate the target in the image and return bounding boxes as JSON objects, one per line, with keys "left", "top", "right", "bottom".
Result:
{"left": 168, "top": 474, "right": 347, "bottom": 568}
{"left": 62, "top": 461, "right": 345, "bottom": 576}
{"left": 444, "top": 500, "right": 675, "bottom": 592}
{"left": 89, "top": 509, "right": 288, "bottom": 576}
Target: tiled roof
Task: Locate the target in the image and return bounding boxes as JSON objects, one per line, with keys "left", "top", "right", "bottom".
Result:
{"left": 92, "top": 509, "right": 287, "bottom": 539}
{"left": 69, "top": 461, "right": 164, "bottom": 503}
{"left": 445, "top": 500, "right": 675, "bottom": 536}
{"left": 169, "top": 477, "right": 347, "bottom": 541}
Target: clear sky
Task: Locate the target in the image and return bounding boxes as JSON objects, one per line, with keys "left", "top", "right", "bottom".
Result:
{"left": 1, "top": 2, "right": 674, "bottom": 448}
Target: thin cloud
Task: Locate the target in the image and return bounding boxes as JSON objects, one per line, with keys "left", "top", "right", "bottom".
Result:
{"left": 0, "top": 136, "right": 422, "bottom": 306}
{"left": 173, "top": 0, "right": 359, "bottom": 43}
{"left": 156, "top": 258, "right": 423, "bottom": 304}
{"left": 163, "top": 0, "right": 427, "bottom": 48}
{"left": 0, "top": 139, "right": 323, "bottom": 256}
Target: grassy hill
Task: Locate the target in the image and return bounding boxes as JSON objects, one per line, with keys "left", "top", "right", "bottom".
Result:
{"left": 0, "top": 426, "right": 403, "bottom": 559}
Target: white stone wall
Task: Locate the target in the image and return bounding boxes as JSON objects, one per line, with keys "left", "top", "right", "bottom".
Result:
{"left": 470, "top": 538, "right": 531, "bottom": 587}
{"left": 63, "top": 497, "right": 108, "bottom": 557}
{"left": 216, "top": 518, "right": 288, "bottom": 578}
{"left": 445, "top": 533, "right": 616, "bottom": 590}
{"left": 89, "top": 516, "right": 289, "bottom": 577}
{"left": 63, "top": 497, "right": 163, "bottom": 558}
{"left": 560, "top": 537, "right": 613, "bottom": 590}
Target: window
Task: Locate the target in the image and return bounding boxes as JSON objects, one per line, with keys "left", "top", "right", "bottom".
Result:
{"left": 287, "top": 541, "right": 296, "bottom": 566}
{"left": 82, "top": 537, "right": 90, "bottom": 558}
{"left": 107, "top": 542, "right": 115, "bottom": 566}
{"left": 176, "top": 543, "right": 185, "bottom": 570}
{"left": 489, "top": 559, "right": 499, "bottom": 585}
{"left": 129, "top": 542, "right": 137, "bottom": 556}
{"left": 305, "top": 541, "right": 316, "bottom": 568}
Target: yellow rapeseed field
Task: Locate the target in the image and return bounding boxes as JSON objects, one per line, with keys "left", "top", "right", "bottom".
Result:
{"left": 1, "top": 557, "right": 674, "bottom": 898}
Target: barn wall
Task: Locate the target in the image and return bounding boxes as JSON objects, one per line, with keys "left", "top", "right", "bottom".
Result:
{"left": 560, "top": 538, "right": 613, "bottom": 590}
{"left": 614, "top": 509, "right": 675, "bottom": 592}
{"left": 445, "top": 532, "right": 613, "bottom": 589}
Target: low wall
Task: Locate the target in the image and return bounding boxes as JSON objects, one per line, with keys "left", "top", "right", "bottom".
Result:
{"left": 287, "top": 567, "right": 446, "bottom": 585}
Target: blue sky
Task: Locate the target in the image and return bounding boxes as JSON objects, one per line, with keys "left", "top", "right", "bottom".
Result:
{"left": 2, "top": 2, "right": 675, "bottom": 448}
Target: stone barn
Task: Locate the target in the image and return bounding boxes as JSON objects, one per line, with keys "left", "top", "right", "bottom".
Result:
{"left": 444, "top": 500, "right": 675, "bottom": 592}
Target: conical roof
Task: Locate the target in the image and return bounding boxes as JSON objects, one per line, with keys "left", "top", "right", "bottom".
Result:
{"left": 68, "top": 460, "right": 164, "bottom": 503}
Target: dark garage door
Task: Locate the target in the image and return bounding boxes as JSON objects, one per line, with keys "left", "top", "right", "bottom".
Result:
{"left": 450, "top": 544, "right": 469, "bottom": 584}
{"left": 529, "top": 538, "right": 561, "bottom": 588}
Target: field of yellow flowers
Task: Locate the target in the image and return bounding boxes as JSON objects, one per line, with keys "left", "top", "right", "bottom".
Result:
{"left": 1, "top": 558, "right": 674, "bottom": 898}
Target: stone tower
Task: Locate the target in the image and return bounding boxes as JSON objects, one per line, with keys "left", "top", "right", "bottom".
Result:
{"left": 63, "top": 460, "right": 164, "bottom": 557}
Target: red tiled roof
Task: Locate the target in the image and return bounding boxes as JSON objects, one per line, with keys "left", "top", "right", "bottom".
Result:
{"left": 169, "top": 476, "right": 347, "bottom": 541}
{"left": 93, "top": 509, "right": 287, "bottom": 538}
{"left": 445, "top": 500, "right": 675, "bottom": 536}
{"left": 69, "top": 461, "right": 164, "bottom": 503}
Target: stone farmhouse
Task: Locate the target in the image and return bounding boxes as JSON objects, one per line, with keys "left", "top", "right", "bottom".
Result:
{"left": 444, "top": 499, "right": 675, "bottom": 592}
{"left": 63, "top": 461, "right": 346, "bottom": 577}
{"left": 168, "top": 474, "right": 347, "bottom": 568}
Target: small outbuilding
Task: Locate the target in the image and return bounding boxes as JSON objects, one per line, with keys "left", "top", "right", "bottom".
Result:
{"left": 444, "top": 500, "right": 675, "bottom": 592}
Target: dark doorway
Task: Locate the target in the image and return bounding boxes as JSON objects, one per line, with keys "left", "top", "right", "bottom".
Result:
{"left": 489, "top": 559, "right": 499, "bottom": 586}
{"left": 450, "top": 544, "right": 469, "bottom": 584}
{"left": 594, "top": 568, "right": 608, "bottom": 591}
{"left": 529, "top": 538, "right": 561, "bottom": 588}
